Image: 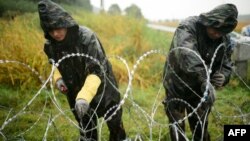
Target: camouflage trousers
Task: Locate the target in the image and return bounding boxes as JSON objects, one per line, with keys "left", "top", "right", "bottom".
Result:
{"left": 163, "top": 90, "right": 214, "bottom": 141}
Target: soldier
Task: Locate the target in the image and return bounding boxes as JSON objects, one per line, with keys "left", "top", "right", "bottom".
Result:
{"left": 162, "top": 3, "right": 238, "bottom": 141}
{"left": 37, "top": 0, "right": 127, "bottom": 140}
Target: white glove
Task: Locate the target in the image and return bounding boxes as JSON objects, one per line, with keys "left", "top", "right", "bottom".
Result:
{"left": 75, "top": 99, "right": 89, "bottom": 119}
{"left": 55, "top": 78, "right": 68, "bottom": 94}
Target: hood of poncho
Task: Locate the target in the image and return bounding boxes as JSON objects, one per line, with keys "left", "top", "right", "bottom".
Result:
{"left": 38, "top": 0, "right": 79, "bottom": 39}
{"left": 199, "top": 3, "right": 238, "bottom": 34}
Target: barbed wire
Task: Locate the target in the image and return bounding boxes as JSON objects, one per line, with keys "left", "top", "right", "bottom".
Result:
{"left": 0, "top": 48, "right": 250, "bottom": 141}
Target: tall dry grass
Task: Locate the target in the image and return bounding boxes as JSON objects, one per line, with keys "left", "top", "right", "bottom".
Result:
{"left": 0, "top": 8, "right": 172, "bottom": 89}
{"left": 0, "top": 13, "right": 48, "bottom": 89}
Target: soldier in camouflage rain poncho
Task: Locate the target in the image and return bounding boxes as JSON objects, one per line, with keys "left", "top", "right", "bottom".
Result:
{"left": 162, "top": 3, "right": 238, "bottom": 141}
{"left": 38, "top": 0, "right": 127, "bottom": 140}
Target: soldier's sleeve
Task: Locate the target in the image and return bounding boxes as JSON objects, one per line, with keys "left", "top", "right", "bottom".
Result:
{"left": 170, "top": 24, "right": 208, "bottom": 86}
{"left": 80, "top": 28, "right": 107, "bottom": 79}
{"left": 76, "top": 74, "right": 101, "bottom": 103}
{"left": 76, "top": 29, "right": 105, "bottom": 103}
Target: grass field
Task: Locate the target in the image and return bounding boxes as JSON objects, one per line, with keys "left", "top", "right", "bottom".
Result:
{"left": 0, "top": 81, "right": 250, "bottom": 140}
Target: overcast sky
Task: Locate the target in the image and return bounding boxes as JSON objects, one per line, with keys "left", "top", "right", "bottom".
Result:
{"left": 90, "top": 0, "right": 250, "bottom": 21}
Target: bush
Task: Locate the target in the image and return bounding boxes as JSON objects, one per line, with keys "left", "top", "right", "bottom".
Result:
{"left": 0, "top": 0, "right": 37, "bottom": 18}
{"left": 0, "top": 0, "right": 92, "bottom": 19}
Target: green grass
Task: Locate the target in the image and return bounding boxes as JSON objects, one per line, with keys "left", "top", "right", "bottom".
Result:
{"left": 0, "top": 85, "right": 79, "bottom": 140}
{"left": 0, "top": 82, "right": 249, "bottom": 140}
{"left": 210, "top": 85, "right": 250, "bottom": 141}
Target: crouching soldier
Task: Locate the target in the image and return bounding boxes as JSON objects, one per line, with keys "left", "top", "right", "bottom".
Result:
{"left": 38, "top": 0, "right": 127, "bottom": 140}
{"left": 162, "top": 3, "right": 238, "bottom": 141}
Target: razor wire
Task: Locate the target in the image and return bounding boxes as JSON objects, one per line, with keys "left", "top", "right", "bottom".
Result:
{"left": 0, "top": 48, "right": 250, "bottom": 141}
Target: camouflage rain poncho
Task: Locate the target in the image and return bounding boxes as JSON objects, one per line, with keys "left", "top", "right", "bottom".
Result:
{"left": 163, "top": 4, "right": 238, "bottom": 97}
{"left": 38, "top": 0, "right": 121, "bottom": 115}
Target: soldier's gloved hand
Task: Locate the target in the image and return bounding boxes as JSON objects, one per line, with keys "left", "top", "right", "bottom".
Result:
{"left": 201, "top": 82, "right": 215, "bottom": 105}
{"left": 55, "top": 78, "right": 68, "bottom": 94}
{"left": 75, "top": 99, "right": 89, "bottom": 119}
{"left": 210, "top": 71, "right": 225, "bottom": 88}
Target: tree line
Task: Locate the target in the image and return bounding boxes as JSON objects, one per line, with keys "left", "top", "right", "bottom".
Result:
{"left": 108, "top": 3, "right": 144, "bottom": 19}
{"left": 0, "top": 0, "right": 92, "bottom": 17}
{"left": 0, "top": 0, "right": 144, "bottom": 20}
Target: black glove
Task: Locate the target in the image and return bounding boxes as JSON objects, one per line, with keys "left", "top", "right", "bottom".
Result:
{"left": 55, "top": 78, "right": 68, "bottom": 94}
{"left": 75, "top": 99, "right": 89, "bottom": 119}
{"left": 201, "top": 82, "right": 215, "bottom": 105}
{"left": 210, "top": 71, "right": 225, "bottom": 88}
